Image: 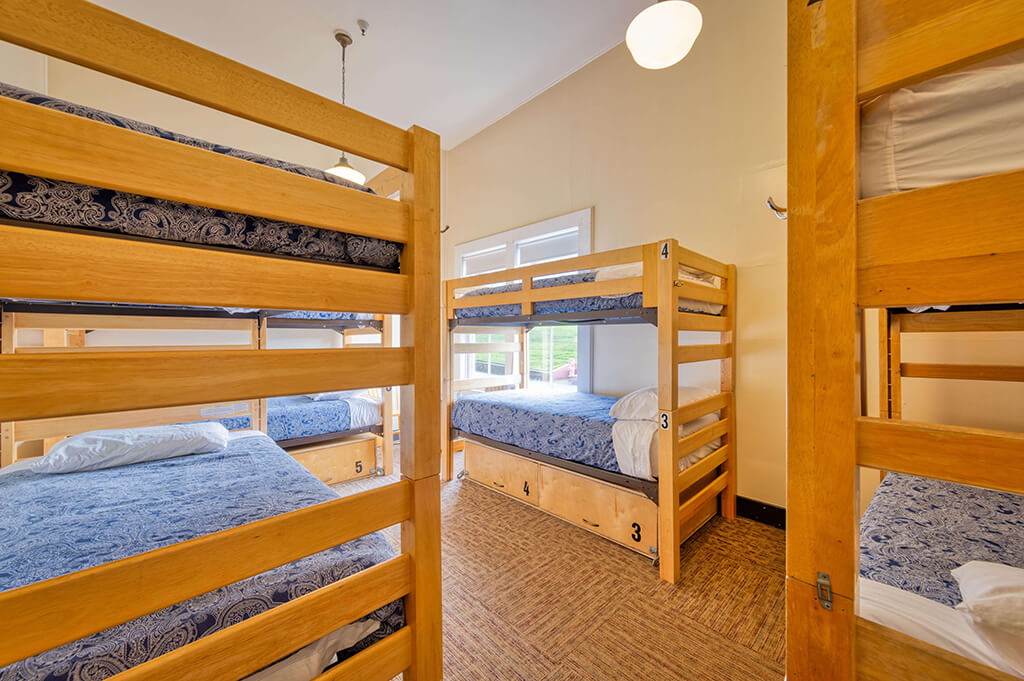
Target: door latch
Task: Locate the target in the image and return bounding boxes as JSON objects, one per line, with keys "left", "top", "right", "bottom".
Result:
{"left": 816, "top": 572, "right": 833, "bottom": 611}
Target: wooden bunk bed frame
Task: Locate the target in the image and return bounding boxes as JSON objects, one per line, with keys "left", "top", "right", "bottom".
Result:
{"left": 788, "top": 1, "right": 1024, "bottom": 680}
{"left": 443, "top": 239, "right": 737, "bottom": 583}
{"left": 0, "top": 1, "right": 441, "bottom": 679}
{"left": 0, "top": 305, "right": 397, "bottom": 483}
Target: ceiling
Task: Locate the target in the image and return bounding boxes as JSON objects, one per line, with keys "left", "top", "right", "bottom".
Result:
{"left": 91, "top": 0, "right": 650, "bottom": 151}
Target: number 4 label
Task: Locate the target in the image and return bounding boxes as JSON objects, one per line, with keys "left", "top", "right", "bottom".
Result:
{"left": 660, "top": 242, "right": 671, "bottom": 260}
{"left": 659, "top": 412, "right": 670, "bottom": 430}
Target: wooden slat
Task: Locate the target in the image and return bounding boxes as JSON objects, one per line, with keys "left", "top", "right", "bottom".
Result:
{"left": 0, "top": 0, "right": 410, "bottom": 169}
{"left": 0, "top": 481, "right": 410, "bottom": 667}
{"left": 675, "top": 245, "right": 728, "bottom": 279}
{"left": 860, "top": 252, "right": 1024, "bottom": 308}
{"left": 366, "top": 167, "right": 406, "bottom": 199}
{"left": 677, "top": 472, "right": 728, "bottom": 526}
{"left": 11, "top": 313, "right": 257, "bottom": 331}
{"left": 676, "top": 311, "right": 728, "bottom": 332}
{"left": 855, "top": 617, "right": 1019, "bottom": 681}
{"left": 0, "top": 347, "right": 412, "bottom": 422}
{"left": 0, "top": 97, "right": 409, "bottom": 243}
{"left": 674, "top": 280, "right": 728, "bottom": 305}
{"left": 14, "top": 403, "right": 250, "bottom": 441}
{"left": 902, "top": 362, "right": 1024, "bottom": 382}
{"left": 451, "top": 325, "right": 521, "bottom": 336}
{"left": 452, "top": 374, "right": 522, "bottom": 391}
{"left": 451, "top": 278, "right": 642, "bottom": 310}
{"left": 15, "top": 344, "right": 247, "bottom": 353}
{"left": 316, "top": 626, "right": 413, "bottom": 681}
{"left": 113, "top": 556, "right": 412, "bottom": 681}
{"left": 674, "top": 392, "right": 729, "bottom": 424}
{"left": 857, "top": 416, "right": 1024, "bottom": 495}
{"left": 678, "top": 417, "right": 730, "bottom": 456}
{"left": 452, "top": 342, "right": 520, "bottom": 354}
{"left": 0, "top": 224, "right": 409, "bottom": 314}
{"left": 675, "top": 343, "right": 731, "bottom": 364}
{"left": 857, "top": 0, "right": 1024, "bottom": 100}
{"left": 677, "top": 445, "right": 729, "bottom": 491}
{"left": 898, "top": 309, "right": 1024, "bottom": 333}
{"left": 448, "top": 245, "right": 643, "bottom": 291}
{"left": 858, "top": 170, "right": 1024, "bottom": 270}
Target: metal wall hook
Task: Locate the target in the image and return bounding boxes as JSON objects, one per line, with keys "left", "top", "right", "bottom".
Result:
{"left": 766, "top": 196, "right": 788, "bottom": 220}
{"left": 440, "top": 224, "right": 451, "bottom": 234}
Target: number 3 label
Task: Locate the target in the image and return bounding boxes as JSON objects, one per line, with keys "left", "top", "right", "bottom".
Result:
{"left": 659, "top": 413, "right": 669, "bottom": 430}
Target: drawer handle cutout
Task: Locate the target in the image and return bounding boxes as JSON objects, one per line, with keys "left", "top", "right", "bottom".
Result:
{"left": 582, "top": 518, "right": 600, "bottom": 528}
{"left": 492, "top": 481, "right": 505, "bottom": 488}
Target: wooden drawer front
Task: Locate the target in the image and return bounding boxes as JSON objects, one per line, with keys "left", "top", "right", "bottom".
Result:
{"left": 538, "top": 466, "right": 658, "bottom": 555}
{"left": 289, "top": 433, "right": 377, "bottom": 485}
{"left": 464, "top": 441, "right": 539, "bottom": 505}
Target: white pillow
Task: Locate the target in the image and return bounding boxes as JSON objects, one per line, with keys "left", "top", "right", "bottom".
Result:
{"left": 307, "top": 390, "right": 368, "bottom": 401}
{"left": 609, "top": 386, "right": 717, "bottom": 421}
{"left": 952, "top": 561, "right": 1024, "bottom": 676}
{"left": 31, "top": 423, "right": 230, "bottom": 474}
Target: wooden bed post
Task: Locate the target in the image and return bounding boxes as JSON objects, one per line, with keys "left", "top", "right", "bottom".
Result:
{"left": 1, "top": 309, "right": 14, "bottom": 467}
{"left": 382, "top": 314, "right": 395, "bottom": 476}
{"left": 720, "top": 264, "right": 737, "bottom": 520}
{"left": 399, "top": 125, "right": 443, "bottom": 681}
{"left": 787, "top": 0, "right": 858, "bottom": 679}
{"left": 657, "top": 238, "right": 681, "bottom": 583}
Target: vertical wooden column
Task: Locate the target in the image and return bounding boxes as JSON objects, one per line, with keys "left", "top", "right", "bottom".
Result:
{"left": 520, "top": 327, "right": 530, "bottom": 390}
{"left": 656, "top": 238, "right": 681, "bottom": 583}
{"left": 399, "top": 125, "right": 443, "bottom": 681}
{"left": 787, "top": 0, "right": 858, "bottom": 679}
{"left": 888, "top": 314, "right": 902, "bottom": 420}
{"left": 0, "top": 310, "right": 14, "bottom": 467}
{"left": 253, "top": 318, "right": 269, "bottom": 432}
{"left": 720, "top": 264, "right": 737, "bottom": 520}
{"left": 382, "top": 315, "right": 395, "bottom": 476}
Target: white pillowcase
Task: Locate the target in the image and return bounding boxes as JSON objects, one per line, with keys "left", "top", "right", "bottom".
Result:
{"left": 610, "top": 408, "right": 723, "bottom": 480}
{"left": 307, "top": 390, "right": 368, "bottom": 402}
{"left": 609, "top": 386, "right": 717, "bottom": 421}
{"left": 953, "top": 561, "right": 1024, "bottom": 676}
{"left": 31, "top": 423, "right": 230, "bottom": 474}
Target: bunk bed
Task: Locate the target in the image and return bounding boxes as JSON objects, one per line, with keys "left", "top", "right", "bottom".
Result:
{"left": 444, "top": 239, "right": 737, "bottom": 583}
{"left": 0, "top": 303, "right": 397, "bottom": 483}
{"left": 0, "top": 2, "right": 441, "bottom": 680}
{"left": 788, "top": 2, "right": 1024, "bottom": 680}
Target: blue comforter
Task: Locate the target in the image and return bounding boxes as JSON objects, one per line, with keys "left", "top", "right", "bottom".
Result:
{"left": 454, "top": 272, "right": 644, "bottom": 319}
{"left": 218, "top": 396, "right": 378, "bottom": 441}
{"left": 451, "top": 389, "right": 619, "bottom": 473}
{"left": 0, "top": 434, "right": 403, "bottom": 681}
{"left": 0, "top": 82, "right": 400, "bottom": 271}
{"left": 860, "top": 473, "right": 1024, "bottom": 607}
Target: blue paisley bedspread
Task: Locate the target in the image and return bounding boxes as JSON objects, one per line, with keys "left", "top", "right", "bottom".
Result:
{"left": 860, "top": 473, "right": 1024, "bottom": 607}
{"left": 0, "top": 433, "right": 403, "bottom": 681}
{"left": 453, "top": 271, "right": 719, "bottom": 319}
{"left": 271, "top": 311, "right": 374, "bottom": 321}
{"left": 218, "top": 396, "right": 378, "bottom": 441}
{"left": 451, "top": 389, "right": 620, "bottom": 473}
{"left": 0, "top": 82, "right": 401, "bottom": 271}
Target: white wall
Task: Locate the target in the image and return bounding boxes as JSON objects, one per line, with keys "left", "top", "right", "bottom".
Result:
{"left": 444, "top": 0, "right": 788, "bottom": 505}
{"left": 0, "top": 42, "right": 46, "bottom": 91}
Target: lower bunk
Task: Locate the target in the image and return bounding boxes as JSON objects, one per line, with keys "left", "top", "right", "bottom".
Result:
{"left": 0, "top": 429, "right": 404, "bottom": 681}
{"left": 450, "top": 388, "right": 731, "bottom": 562}
{"left": 858, "top": 473, "right": 1024, "bottom": 678}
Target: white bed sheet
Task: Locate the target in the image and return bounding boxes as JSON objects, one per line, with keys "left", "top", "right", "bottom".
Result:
{"left": 858, "top": 577, "right": 1022, "bottom": 678}
{"left": 860, "top": 49, "right": 1024, "bottom": 198}
{"left": 611, "top": 413, "right": 722, "bottom": 480}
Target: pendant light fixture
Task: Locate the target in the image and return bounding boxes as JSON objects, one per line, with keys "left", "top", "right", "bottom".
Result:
{"left": 325, "top": 28, "right": 366, "bottom": 185}
{"left": 626, "top": 1, "right": 703, "bottom": 70}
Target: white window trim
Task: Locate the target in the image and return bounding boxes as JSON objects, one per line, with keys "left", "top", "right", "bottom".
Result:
{"left": 452, "top": 208, "right": 593, "bottom": 392}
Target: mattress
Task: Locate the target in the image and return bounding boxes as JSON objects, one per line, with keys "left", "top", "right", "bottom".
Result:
{"left": 453, "top": 270, "right": 723, "bottom": 319}
{"left": 0, "top": 432, "right": 404, "bottom": 681}
{"left": 0, "top": 82, "right": 401, "bottom": 271}
{"left": 218, "top": 395, "right": 382, "bottom": 442}
{"left": 452, "top": 390, "right": 621, "bottom": 472}
{"left": 859, "top": 473, "right": 1024, "bottom": 607}
{"left": 860, "top": 49, "right": 1024, "bottom": 198}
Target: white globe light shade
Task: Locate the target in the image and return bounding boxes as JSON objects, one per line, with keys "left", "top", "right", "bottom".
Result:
{"left": 325, "top": 155, "right": 366, "bottom": 185}
{"left": 626, "top": 1, "right": 703, "bottom": 70}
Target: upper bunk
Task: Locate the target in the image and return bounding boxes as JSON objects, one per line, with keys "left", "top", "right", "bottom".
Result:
{"left": 446, "top": 241, "right": 732, "bottom": 331}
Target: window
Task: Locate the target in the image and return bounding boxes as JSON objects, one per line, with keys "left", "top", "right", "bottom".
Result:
{"left": 453, "top": 209, "right": 592, "bottom": 392}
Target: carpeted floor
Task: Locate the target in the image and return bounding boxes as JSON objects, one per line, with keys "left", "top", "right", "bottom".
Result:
{"left": 332, "top": 452, "right": 785, "bottom": 681}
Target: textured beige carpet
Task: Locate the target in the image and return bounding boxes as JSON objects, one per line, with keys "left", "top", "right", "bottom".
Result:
{"left": 333, "top": 452, "right": 785, "bottom": 681}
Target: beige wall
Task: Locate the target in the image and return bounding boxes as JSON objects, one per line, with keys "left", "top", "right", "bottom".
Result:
{"left": 444, "top": 1, "right": 788, "bottom": 506}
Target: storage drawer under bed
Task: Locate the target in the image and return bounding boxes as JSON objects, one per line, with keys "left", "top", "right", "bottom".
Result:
{"left": 288, "top": 433, "right": 378, "bottom": 485}
{"left": 464, "top": 439, "right": 539, "bottom": 504}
